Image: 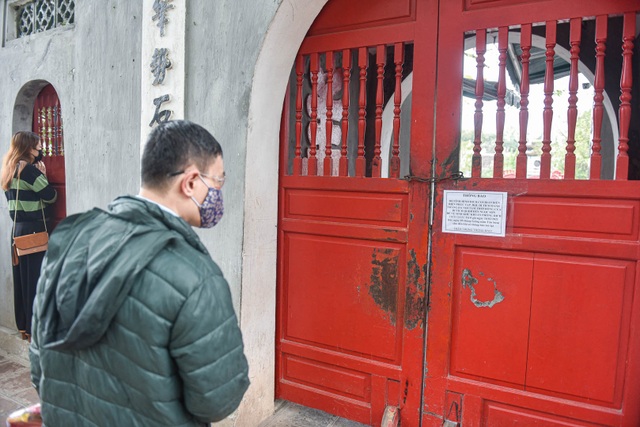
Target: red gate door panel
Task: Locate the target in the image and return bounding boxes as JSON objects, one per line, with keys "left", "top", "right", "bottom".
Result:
{"left": 426, "top": 0, "right": 640, "bottom": 425}
{"left": 277, "top": 178, "right": 418, "bottom": 425}
{"left": 527, "top": 255, "right": 634, "bottom": 405}
{"left": 451, "top": 248, "right": 534, "bottom": 388}
{"left": 276, "top": 0, "right": 437, "bottom": 424}
{"left": 483, "top": 402, "right": 604, "bottom": 427}
{"left": 285, "top": 235, "right": 403, "bottom": 359}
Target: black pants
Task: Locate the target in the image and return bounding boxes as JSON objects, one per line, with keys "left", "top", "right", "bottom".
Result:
{"left": 11, "top": 221, "right": 47, "bottom": 335}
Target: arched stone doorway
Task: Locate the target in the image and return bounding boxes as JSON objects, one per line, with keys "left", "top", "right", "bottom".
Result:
{"left": 239, "top": 1, "right": 329, "bottom": 425}
{"left": 13, "top": 80, "right": 67, "bottom": 230}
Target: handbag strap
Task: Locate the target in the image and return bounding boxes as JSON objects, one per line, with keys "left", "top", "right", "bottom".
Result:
{"left": 11, "top": 161, "right": 48, "bottom": 240}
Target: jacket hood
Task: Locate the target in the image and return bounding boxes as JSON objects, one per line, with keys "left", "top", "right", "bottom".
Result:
{"left": 36, "top": 196, "right": 206, "bottom": 350}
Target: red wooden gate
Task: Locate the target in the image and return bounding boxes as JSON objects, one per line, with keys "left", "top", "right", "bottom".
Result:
{"left": 32, "top": 84, "right": 66, "bottom": 230}
{"left": 276, "top": 0, "right": 436, "bottom": 425}
{"left": 277, "top": 0, "right": 640, "bottom": 426}
{"left": 425, "top": 1, "right": 640, "bottom": 426}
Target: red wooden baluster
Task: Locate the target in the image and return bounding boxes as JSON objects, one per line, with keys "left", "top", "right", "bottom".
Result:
{"left": 372, "top": 45, "right": 385, "bottom": 178}
{"left": 58, "top": 104, "right": 64, "bottom": 156}
{"left": 38, "top": 106, "right": 44, "bottom": 141}
{"left": 325, "top": 51, "right": 334, "bottom": 176}
{"left": 389, "top": 42, "right": 403, "bottom": 179}
{"left": 46, "top": 106, "right": 53, "bottom": 157}
{"left": 616, "top": 12, "right": 635, "bottom": 181}
{"left": 564, "top": 18, "right": 581, "bottom": 180}
{"left": 309, "top": 52, "right": 319, "bottom": 176}
{"left": 540, "top": 20, "right": 556, "bottom": 179}
{"left": 590, "top": 15, "right": 607, "bottom": 180}
{"left": 493, "top": 27, "right": 508, "bottom": 178}
{"left": 356, "top": 47, "right": 367, "bottom": 177}
{"left": 53, "top": 102, "right": 60, "bottom": 156}
{"left": 293, "top": 54, "right": 304, "bottom": 176}
{"left": 472, "top": 29, "right": 486, "bottom": 178}
{"left": 51, "top": 103, "right": 57, "bottom": 156}
{"left": 516, "top": 24, "right": 531, "bottom": 179}
{"left": 340, "top": 49, "right": 351, "bottom": 177}
{"left": 41, "top": 107, "right": 46, "bottom": 142}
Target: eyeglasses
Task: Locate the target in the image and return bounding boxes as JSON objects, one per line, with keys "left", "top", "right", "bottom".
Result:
{"left": 199, "top": 172, "right": 225, "bottom": 187}
{"left": 168, "top": 170, "right": 226, "bottom": 187}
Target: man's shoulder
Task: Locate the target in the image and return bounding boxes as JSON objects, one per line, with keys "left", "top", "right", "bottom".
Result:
{"left": 50, "top": 208, "right": 106, "bottom": 238}
{"left": 146, "top": 240, "right": 224, "bottom": 295}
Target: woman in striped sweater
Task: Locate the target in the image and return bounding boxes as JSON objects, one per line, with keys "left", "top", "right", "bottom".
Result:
{"left": 1, "top": 131, "right": 57, "bottom": 341}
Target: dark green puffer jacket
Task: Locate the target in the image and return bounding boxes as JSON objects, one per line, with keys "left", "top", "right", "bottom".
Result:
{"left": 29, "top": 196, "right": 250, "bottom": 426}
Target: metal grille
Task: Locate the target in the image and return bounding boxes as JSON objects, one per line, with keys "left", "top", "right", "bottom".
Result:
{"left": 57, "top": 0, "right": 74, "bottom": 26}
{"left": 16, "top": 0, "right": 75, "bottom": 38}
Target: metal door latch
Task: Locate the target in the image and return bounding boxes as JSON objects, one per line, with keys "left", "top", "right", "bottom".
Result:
{"left": 442, "top": 401, "right": 461, "bottom": 426}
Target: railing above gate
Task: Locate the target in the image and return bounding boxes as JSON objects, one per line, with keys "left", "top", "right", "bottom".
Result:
{"left": 286, "top": 42, "right": 414, "bottom": 179}
{"left": 461, "top": 12, "right": 637, "bottom": 181}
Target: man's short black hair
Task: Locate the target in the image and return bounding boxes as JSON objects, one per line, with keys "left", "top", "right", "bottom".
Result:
{"left": 141, "top": 120, "right": 223, "bottom": 190}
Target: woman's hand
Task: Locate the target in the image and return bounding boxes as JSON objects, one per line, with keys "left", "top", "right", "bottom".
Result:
{"left": 35, "top": 161, "right": 46, "bottom": 176}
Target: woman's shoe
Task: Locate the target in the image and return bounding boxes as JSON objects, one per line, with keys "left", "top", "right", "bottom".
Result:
{"left": 19, "top": 330, "right": 27, "bottom": 340}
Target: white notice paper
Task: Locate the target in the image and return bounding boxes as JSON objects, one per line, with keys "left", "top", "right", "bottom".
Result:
{"left": 442, "top": 190, "right": 508, "bottom": 237}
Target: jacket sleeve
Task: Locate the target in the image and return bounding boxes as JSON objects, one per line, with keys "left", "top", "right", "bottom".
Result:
{"left": 29, "top": 290, "right": 43, "bottom": 394}
{"left": 23, "top": 164, "right": 57, "bottom": 204}
{"left": 170, "top": 272, "right": 250, "bottom": 423}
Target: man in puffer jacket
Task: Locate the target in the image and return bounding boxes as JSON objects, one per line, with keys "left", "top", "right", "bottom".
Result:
{"left": 29, "top": 120, "right": 250, "bottom": 426}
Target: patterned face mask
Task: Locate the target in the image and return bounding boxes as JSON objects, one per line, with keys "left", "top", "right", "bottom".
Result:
{"left": 191, "top": 175, "right": 224, "bottom": 228}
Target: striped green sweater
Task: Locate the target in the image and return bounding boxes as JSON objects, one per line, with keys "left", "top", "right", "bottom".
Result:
{"left": 5, "top": 163, "right": 57, "bottom": 223}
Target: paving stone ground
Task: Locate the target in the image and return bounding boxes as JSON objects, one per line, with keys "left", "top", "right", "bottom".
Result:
{"left": 0, "top": 348, "right": 39, "bottom": 423}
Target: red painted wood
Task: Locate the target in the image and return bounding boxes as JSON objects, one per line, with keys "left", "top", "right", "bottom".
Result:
{"left": 32, "top": 84, "right": 66, "bottom": 230}
{"left": 372, "top": 45, "right": 385, "bottom": 178}
{"left": 450, "top": 248, "right": 534, "bottom": 387}
{"left": 282, "top": 2, "right": 640, "bottom": 426}
{"left": 564, "top": 18, "right": 581, "bottom": 180}
{"left": 307, "top": 0, "right": 415, "bottom": 37}
{"left": 324, "top": 51, "right": 334, "bottom": 176}
{"left": 540, "top": 20, "right": 556, "bottom": 179}
{"left": 527, "top": 255, "right": 634, "bottom": 405}
{"left": 616, "top": 12, "right": 635, "bottom": 181}
{"left": 277, "top": 2, "right": 434, "bottom": 425}
{"left": 308, "top": 53, "right": 319, "bottom": 176}
{"left": 454, "top": 1, "right": 635, "bottom": 32}
{"left": 301, "top": 23, "right": 415, "bottom": 56}
{"left": 493, "top": 26, "right": 507, "bottom": 178}
{"left": 294, "top": 55, "right": 304, "bottom": 176}
{"left": 472, "top": 29, "right": 485, "bottom": 178}
{"left": 427, "top": 1, "right": 640, "bottom": 427}
{"left": 516, "top": 24, "right": 531, "bottom": 179}
{"left": 590, "top": 15, "right": 607, "bottom": 180}
{"left": 356, "top": 47, "right": 367, "bottom": 177}
{"left": 389, "top": 43, "right": 403, "bottom": 179}
{"left": 339, "top": 50, "right": 350, "bottom": 177}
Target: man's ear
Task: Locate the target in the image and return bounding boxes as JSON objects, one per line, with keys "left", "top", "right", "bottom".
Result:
{"left": 179, "top": 168, "right": 200, "bottom": 198}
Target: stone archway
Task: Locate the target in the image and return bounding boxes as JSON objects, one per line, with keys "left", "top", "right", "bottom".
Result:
{"left": 12, "top": 80, "right": 52, "bottom": 133}
{"left": 238, "top": 1, "right": 329, "bottom": 425}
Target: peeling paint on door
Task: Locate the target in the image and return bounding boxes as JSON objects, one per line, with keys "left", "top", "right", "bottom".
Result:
{"left": 461, "top": 268, "right": 505, "bottom": 308}
{"left": 369, "top": 248, "right": 399, "bottom": 324}
{"left": 405, "top": 249, "right": 426, "bottom": 330}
